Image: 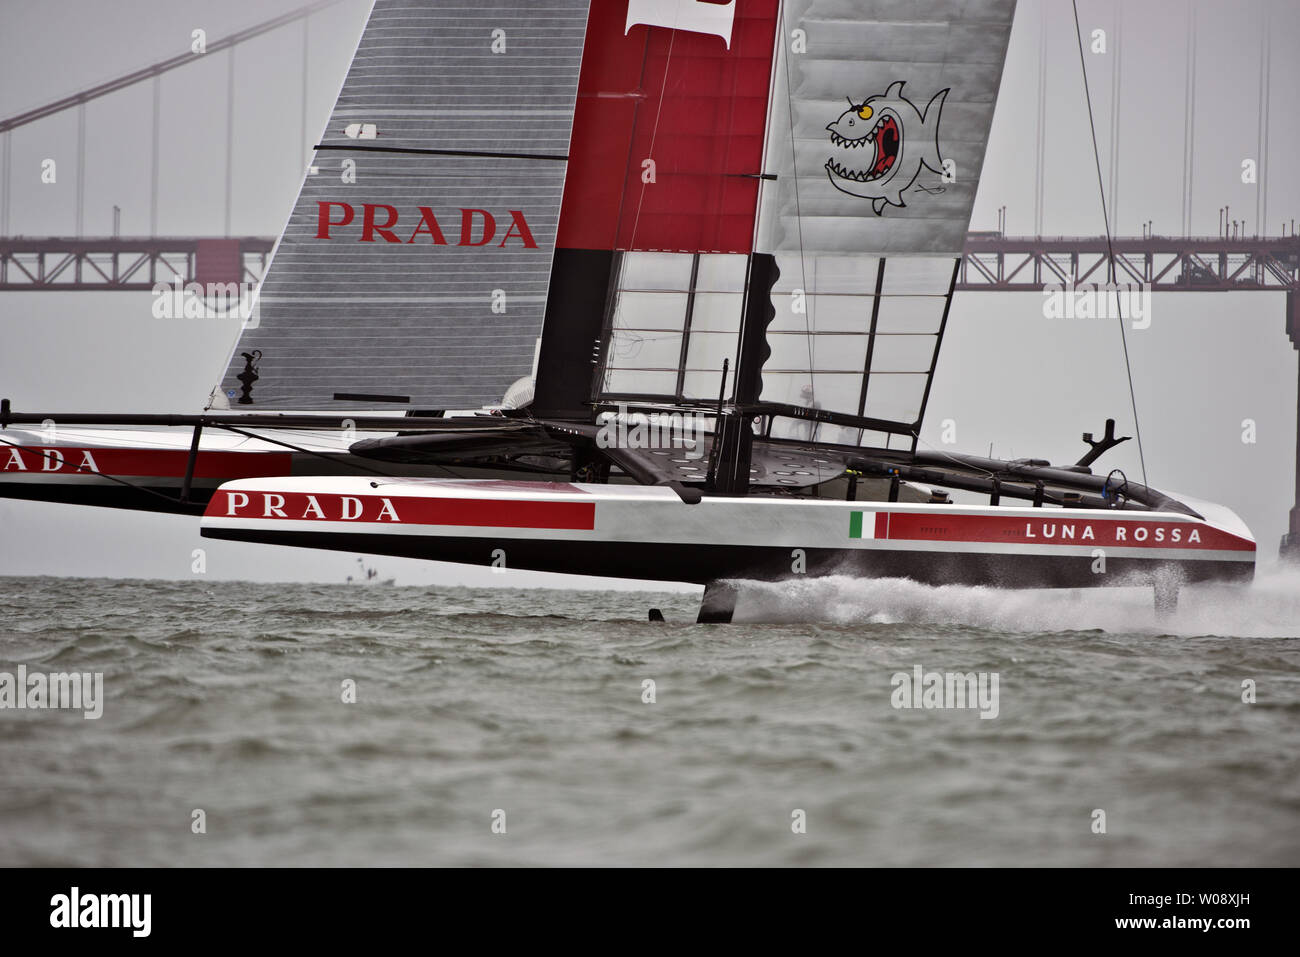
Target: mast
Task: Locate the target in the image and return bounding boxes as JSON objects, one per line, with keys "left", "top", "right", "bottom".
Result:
{"left": 710, "top": 0, "right": 791, "bottom": 497}
{"left": 712, "top": 252, "right": 779, "bottom": 495}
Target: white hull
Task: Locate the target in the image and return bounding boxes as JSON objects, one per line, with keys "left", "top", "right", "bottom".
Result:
{"left": 199, "top": 476, "right": 1256, "bottom": 593}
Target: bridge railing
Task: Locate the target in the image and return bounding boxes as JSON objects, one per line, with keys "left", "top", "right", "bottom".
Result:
{"left": 4, "top": 233, "right": 1296, "bottom": 294}
{"left": 0, "top": 237, "right": 272, "bottom": 291}
{"left": 958, "top": 234, "right": 1300, "bottom": 292}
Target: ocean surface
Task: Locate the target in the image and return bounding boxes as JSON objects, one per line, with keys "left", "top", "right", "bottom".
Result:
{"left": 0, "top": 572, "right": 1297, "bottom": 867}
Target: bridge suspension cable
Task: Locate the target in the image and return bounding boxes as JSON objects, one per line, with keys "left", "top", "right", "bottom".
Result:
{"left": 1181, "top": 4, "right": 1196, "bottom": 236}
{"left": 0, "top": 0, "right": 344, "bottom": 135}
{"left": 1256, "top": 4, "right": 1272, "bottom": 237}
{"left": 0, "top": 0, "right": 344, "bottom": 239}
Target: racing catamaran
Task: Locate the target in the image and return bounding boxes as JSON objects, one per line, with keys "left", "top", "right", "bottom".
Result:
{"left": 0, "top": 0, "right": 1255, "bottom": 621}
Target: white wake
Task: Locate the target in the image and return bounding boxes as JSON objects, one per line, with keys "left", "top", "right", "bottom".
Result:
{"left": 730, "top": 566, "right": 1300, "bottom": 637}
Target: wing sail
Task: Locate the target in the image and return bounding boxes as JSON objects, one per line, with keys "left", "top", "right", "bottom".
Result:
{"left": 579, "top": 0, "right": 1015, "bottom": 453}
{"left": 220, "top": 0, "right": 592, "bottom": 411}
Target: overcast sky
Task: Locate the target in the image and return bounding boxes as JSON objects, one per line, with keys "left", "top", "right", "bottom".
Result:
{"left": 0, "top": 0, "right": 1296, "bottom": 586}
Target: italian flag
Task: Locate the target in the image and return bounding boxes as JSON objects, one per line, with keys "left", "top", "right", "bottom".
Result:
{"left": 849, "top": 510, "right": 886, "bottom": 540}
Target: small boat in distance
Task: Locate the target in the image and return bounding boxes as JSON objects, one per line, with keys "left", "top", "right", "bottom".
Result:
{"left": 346, "top": 558, "right": 394, "bottom": 587}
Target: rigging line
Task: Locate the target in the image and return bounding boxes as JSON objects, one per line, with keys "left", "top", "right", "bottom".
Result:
{"left": 1070, "top": 0, "right": 1149, "bottom": 490}
{"left": 624, "top": 24, "right": 678, "bottom": 255}
{"left": 1107, "top": 5, "right": 1122, "bottom": 235}
{"left": 216, "top": 424, "right": 390, "bottom": 476}
{"left": 594, "top": 35, "right": 657, "bottom": 399}
{"left": 217, "top": 424, "right": 474, "bottom": 481}
{"left": 0, "top": 436, "right": 191, "bottom": 508}
{"left": 588, "top": 29, "right": 661, "bottom": 400}
{"left": 911, "top": 433, "right": 997, "bottom": 478}
{"left": 778, "top": 1, "right": 815, "bottom": 406}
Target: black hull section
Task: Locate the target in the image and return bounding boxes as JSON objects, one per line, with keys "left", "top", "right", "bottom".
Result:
{"left": 0, "top": 482, "right": 208, "bottom": 516}
{"left": 200, "top": 528, "right": 1255, "bottom": 589}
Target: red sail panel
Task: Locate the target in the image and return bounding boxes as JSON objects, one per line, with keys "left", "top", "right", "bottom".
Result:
{"left": 557, "top": 0, "right": 778, "bottom": 254}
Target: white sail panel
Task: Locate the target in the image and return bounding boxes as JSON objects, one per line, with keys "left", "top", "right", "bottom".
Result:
{"left": 600, "top": 251, "right": 748, "bottom": 401}
{"left": 763, "top": 252, "right": 957, "bottom": 439}
{"left": 755, "top": 0, "right": 1015, "bottom": 256}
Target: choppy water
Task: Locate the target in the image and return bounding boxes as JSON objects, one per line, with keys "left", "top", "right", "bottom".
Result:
{"left": 0, "top": 572, "right": 1297, "bottom": 866}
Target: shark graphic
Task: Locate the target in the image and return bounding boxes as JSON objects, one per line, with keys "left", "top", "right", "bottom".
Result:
{"left": 825, "top": 80, "right": 949, "bottom": 215}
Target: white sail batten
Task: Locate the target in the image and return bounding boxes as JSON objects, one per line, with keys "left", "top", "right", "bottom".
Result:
{"left": 221, "top": 0, "right": 591, "bottom": 411}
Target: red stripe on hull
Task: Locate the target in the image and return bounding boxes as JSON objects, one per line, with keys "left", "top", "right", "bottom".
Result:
{"left": 205, "top": 491, "right": 596, "bottom": 530}
{"left": 880, "top": 511, "right": 1254, "bottom": 552}
{"left": 1, "top": 447, "right": 293, "bottom": 479}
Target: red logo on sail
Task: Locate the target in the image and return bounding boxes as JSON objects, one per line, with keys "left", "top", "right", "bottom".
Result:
{"left": 315, "top": 202, "right": 539, "bottom": 248}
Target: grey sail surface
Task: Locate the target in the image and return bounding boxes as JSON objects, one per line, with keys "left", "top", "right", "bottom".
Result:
{"left": 220, "top": 0, "right": 591, "bottom": 411}
{"left": 756, "top": 0, "right": 1015, "bottom": 446}
{"left": 756, "top": 0, "right": 1015, "bottom": 257}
